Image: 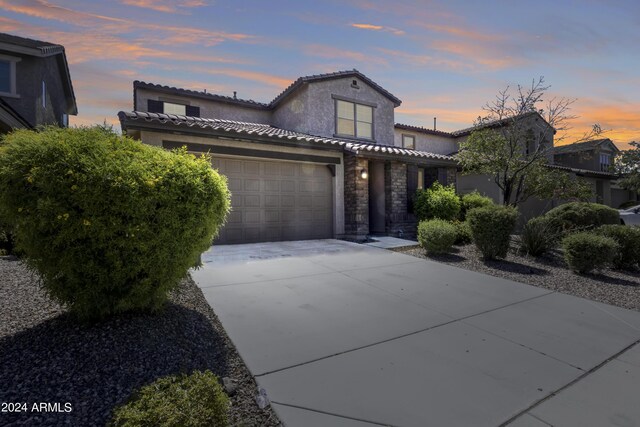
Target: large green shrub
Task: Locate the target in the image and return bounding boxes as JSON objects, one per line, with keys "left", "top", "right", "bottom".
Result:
{"left": 111, "top": 370, "right": 229, "bottom": 427}
{"left": 414, "top": 182, "right": 461, "bottom": 221}
{"left": 519, "top": 216, "right": 560, "bottom": 257}
{"left": 0, "top": 127, "right": 230, "bottom": 320}
{"left": 451, "top": 220, "right": 473, "bottom": 245}
{"left": 459, "top": 191, "right": 494, "bottom": 221}
{"left": 545, "top": 202, "right": 620, "bottom": 233}
{"left": 594, "top": 225, "right": 640, "bottom": 269}
{"left": 467, "top": 205, "right": 518, "bottom": 259}
{"left": 417, "top": 219, "right": 457, "bottom": 254}
{"left": 562, "top": 232, "right": 618, "bottom": 273}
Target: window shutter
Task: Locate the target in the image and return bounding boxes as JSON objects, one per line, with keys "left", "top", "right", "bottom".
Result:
{"left": 147, "top": 100, "right": 164, "bottom": 113}
{"left": 185, "top": 105, "right": 200, "bottom": 117}
{"left": 406, "top": 164, "right": 418, "bottom": 213}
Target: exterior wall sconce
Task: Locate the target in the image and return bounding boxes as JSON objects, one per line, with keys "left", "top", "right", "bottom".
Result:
{"left": 360, "top": 168, "right": 368, "bottom": 179}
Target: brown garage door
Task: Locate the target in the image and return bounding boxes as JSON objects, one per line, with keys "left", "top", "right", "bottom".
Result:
{"left": 213, "top": 157, "right": 334, "bottom": 244}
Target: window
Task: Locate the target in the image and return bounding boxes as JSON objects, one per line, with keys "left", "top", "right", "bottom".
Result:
{"left": 417, "top": 168, "right": 424, "bottom": 190}
{"left": 147, "top": 100, "right": 200, "bottom": 117}
{"left": 164, "top": 102, "right": 186, "bottom": 115}
{"left": 42, "top": 81, "right": 46, "bottom": 108}
{"left": 335, "top": 99, "right": 373, "bottom": 139}
{"left": 600, "top": 153, "right": 611, "bottom": 172}
{"left": 402, "top": 134, "right": 415, "bottom": 149}
{"left": 0, "top": 55, "right": 19, "bottom": 96}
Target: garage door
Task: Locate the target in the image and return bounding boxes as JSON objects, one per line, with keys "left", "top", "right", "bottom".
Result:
{"left": 212, "top": 157, "right": 334, "bottom": 244}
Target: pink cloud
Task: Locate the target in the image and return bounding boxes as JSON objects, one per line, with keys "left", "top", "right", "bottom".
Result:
{"left": 351, "top": 23, "right": 405, "bottom": 36}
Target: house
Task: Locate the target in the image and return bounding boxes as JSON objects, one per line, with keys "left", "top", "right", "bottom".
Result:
{"left": 0, "top": 32, "right": 77, "bottom": 133}
{"left": 553, "top": 138, "right": 637, "bottom": 208}
{"left": 118, "top": 70, "right": 458, "bottom": 244}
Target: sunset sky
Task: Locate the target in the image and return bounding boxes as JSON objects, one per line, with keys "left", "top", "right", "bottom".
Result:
{"left": 2, "top": 0, "right": 639, "bottom": 148}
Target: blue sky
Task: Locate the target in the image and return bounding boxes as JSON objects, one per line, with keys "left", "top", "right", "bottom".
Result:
{"left": 1, "top": 0, "right": 639, "bottom": 148}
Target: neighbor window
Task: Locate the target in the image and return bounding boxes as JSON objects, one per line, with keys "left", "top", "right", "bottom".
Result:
{"left": 42, "top": 81, "right": 46, "bottom": 108}
{"left": 163, "top": 102, "right": 186, "bottom": 115}
{"left": 0, "top": 55, "right": 19, "bottom": 95}
{"left": 402, "top": 134, "right": 415, "bottom": 149}
{"left": 147, "top": 100, "right": 200, "bottom": 117}
{"left": 335, "top": 99, "right": 373, "bottom": 139}
{"left": 600, "top": 153, "right": 611, "bottom": 172}
{"left": 417, "top": 168, "right": 424, "bottom": 190}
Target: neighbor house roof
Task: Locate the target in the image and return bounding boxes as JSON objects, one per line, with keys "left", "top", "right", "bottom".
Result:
{"left": 552, "top": 138, "right": 620, "bottom": 155}
{"left": 0, "top": 33, "right": 77, "bottom": 115}
{"left": 452, "top": 111, "right": 555, "bottom": 137}
{"left": 547, "top": 163, "right": 618, "bottom": 179}
{"left": 394, "top": 123, "right": 455, "bottom": 138}
{"left": 270, "top": 69, "right": 402, "bottom": 107}
{"left": 118, "top": 111, "right": 456, "bottom": 164}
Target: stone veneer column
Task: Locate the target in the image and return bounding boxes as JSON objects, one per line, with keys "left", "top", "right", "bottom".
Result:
{"left": 385, "top": 161, "right": 416, "bottom": 238}
{"left": 344, "top": 155, "right": 369, "bottom": 239}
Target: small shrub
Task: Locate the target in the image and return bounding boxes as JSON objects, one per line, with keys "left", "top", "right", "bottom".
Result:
{"left": 594, "top": 225, "right": 640, "bottom": 269}
{"left": 0, "top": 127, "right": 230, "bottom": 320}
{"left": 459, "top": 191, "right": 494, "bottom": 221}
{"left": 467, "top": 205, "right": 518, "bottom": 259}
{"left": 562, "top": 232, "right": 618, "bottom": 273}
{"left": 545, "top": 202, "right": 620, "bottom": 234}
{"left": 418, "top": 219, "right": 457, "bottom": 254}
{"left": 0, "top": 218, "right": 15, "bottom": 255}
{"left": 451, "top": 220, "right": 473, "bottom": 245}
{"left": 519, "top": 216, "right": 560, "bottom": 257}
{"left": 111, "top": 370, "right": 229, "bottom": 427}
{"left": 414, "top": 182, "right": 461, "bottom": 221}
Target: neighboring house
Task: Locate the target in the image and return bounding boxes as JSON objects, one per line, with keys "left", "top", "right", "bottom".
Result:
{"left": 0, "top": 32, "right": 77, "bottom": 133}
{"left": 553, "top": 138, "right": 637, "bottom": 207}
{"left": 118, "top": 70, "right": 458, "bottom": 244}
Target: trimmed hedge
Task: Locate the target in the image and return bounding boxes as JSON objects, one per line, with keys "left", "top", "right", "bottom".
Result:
{"left": 519, "top": 216, "right": 559, "bottom": 257}
{"left": 545, "top": 202, "right": 619, "bottom": 233}
{"left": 452, "top": 220, "right": 473, "bottom": 245}
{"left": 414, "top": 182, "right": 461, "bottom": 221}
{"left": 467, "top": 205, "right": 518, "bottom": 259}
{"left": 459, "top": 191, "right": 494, "bottom": 221}
{"left": 0, "top": 127, "right": 230, "bottom": 320}
{"left": 595, "top": 225, "right": 640, "bottom": 269}
{"left": 562, "top": 232, "right": 618, "bottom": 273}
{"left": 418, "top": 219, "right": 457, "bottom": 254}
{"left": 111, "top": 370, "right": 229, "bottom": 427}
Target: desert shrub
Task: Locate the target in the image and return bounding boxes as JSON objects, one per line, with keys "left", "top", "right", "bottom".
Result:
{"left": 417, "top": 219, "right": 457, "bottom": 254}
{"left": 594, "top": 225, "right": 640, "bottom": 269}
{"left": 459, "top": 191, "right": 494, "bottom": 221}
{"left": 467, "top": 205, "right": 518, "bottom": 259}
{"left": 111, "top": 370, "right": 229, "bottom": 427}
{"left": 519, "top": 216, "right": 560, "bottom": 257}
{"left": 562, "top": 232, "right": 618, "bottom": 273}
{"left": 0, "top": 126, "right": 230, "bottom": 320}
{"left": 451, "top": 220, "right": 473, "bottom": 245}
{"left": 545, "top": 202, "right": 620, "bottom": 234}
{"left": 414, "top": 182, "right": 461, "bottom": 221}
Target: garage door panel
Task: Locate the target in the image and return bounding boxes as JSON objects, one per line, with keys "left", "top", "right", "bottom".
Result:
{"left": 214, "top": 158, "right": 333, "bottom": 244}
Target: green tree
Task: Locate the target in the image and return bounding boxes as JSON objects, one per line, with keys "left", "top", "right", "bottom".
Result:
{"left": 458, "top": 77, "right": 597, "bottom": 206}
{"left": 615, "top": 141, "right": 640, "bottom": 193}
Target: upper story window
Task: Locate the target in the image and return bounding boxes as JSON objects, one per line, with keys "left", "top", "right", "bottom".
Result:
{"left": 600, "top": 153, "right": 611, "bottom": 172}
{"left": 147, "top": 99, "right": 200, "bottom": 117}
{"left": 402, "top": 134, "right": 415, "bottom": 149}
{"left": 335, "top": 99, "right": 373, "bottom": 140}
{"left": 42, "top": 81, "right": 46, "bottom": 109}
{"left": 0, "top": 55, "right": 19, "bottom": 96}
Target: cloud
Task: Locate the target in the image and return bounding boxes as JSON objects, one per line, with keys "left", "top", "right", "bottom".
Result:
{"left": 351, "top": 23, "right": 405, "bottom": 36}
{"left": 305, "top": 44, "right": 388, "bottom": 66}
{"left": 417, "top": 23, "right": 501, "bottom": 43}
{"left": 377, "top": 47, "right": 473, "bottom": 72}
{"left": 119, "top": 0, "right": 209, "bottom": 14}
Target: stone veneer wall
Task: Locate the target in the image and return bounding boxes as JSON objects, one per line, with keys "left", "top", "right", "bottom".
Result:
{"left": 385, "top": 161, "right": 417, "bottom": 238}
{"left": 344, "top": 155, "right": 369, "bottom": 239}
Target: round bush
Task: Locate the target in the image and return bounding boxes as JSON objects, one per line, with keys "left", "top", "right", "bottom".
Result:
{"left": 594, "top": 225, "right": 640, "bottom": 269}
{"left": 417, "top": 219, "right": 457, "bottom": 254}
{"left": 467, "top": 205, "right": 518, "bottom": 259}
{"left": 111, "top": 370, "right": 229, "bottom": 427}
{"left": 545, "top": 202, "right": 620, "bottom": 233}
{"left": 451, "top": 220, "right": 473, "bottom": 245}
{"left": 0, "top": 127, "right": 230, "bottom": 320}
{"left": 414, "top": 182, "right": 461, "bottom": 221}
{"left": 562, "top": 232, "right": 618, "bottom": 273}
{"left": 519, "top": 216, "right": 559, "bottom": 257}
{"left": 459, "top": 191, "right": 494, "bottom": 221}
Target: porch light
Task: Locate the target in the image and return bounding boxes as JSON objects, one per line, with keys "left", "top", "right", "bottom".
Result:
{"left": 360, "top": 168, "right": 368, "bottom": 179}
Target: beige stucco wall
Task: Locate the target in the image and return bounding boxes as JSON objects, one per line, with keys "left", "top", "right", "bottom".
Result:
{"left": 393, "top": 129, "right": 458, "bottom": 155}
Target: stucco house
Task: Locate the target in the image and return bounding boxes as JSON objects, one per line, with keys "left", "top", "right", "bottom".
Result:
{"left": 0, "top": 32, "right": 77, "bottom": 133}
{"left": 118, "top": 70, "right": 458, "bottom": 244}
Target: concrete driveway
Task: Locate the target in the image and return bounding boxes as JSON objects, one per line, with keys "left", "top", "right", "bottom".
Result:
{"left": 192, "top": 239, "right": 640, "bottom": 427}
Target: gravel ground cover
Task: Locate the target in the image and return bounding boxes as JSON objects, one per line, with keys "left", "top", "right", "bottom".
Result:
{"left": 395, "top": 244, "right": 640, "bottom": 312}
{"left": 0, "top": 257, "right": 280, "bottom": 426}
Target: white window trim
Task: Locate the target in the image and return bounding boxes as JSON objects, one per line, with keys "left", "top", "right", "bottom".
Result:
{"left": 402, "top": 134, "right": 415, "bottom": 149}
{"left": 0, "top": 53, "right": 21, "bottom": 98}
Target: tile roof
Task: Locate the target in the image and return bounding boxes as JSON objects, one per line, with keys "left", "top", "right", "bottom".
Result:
{"left": 118, "top": 111, "right": 456, "bottom": 163}
{"left": 0, "top": 32, "right": 64, "bottom": 56}
{"left": 547, "top": 163, "right": 618, "bottom": 179}
{"left": 395, "top": 123, "right": 455, "bottom": 138}
{"left": 270, "top": 69, "right": 402, "bottom": 107}
{"left": 451, "top": 111, "right": 554, "bottom": 137}
{"left": 552, "top": 138, "right": 619, "bottom": 154}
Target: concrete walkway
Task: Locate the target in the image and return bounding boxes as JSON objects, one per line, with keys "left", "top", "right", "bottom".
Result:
{"left": 192, "top": 240, "right": 640, "bottom": 427}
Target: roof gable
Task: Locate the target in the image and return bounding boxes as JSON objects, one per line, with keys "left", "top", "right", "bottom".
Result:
{"left": 553, "top": 138, "right": 620, "bottom": 155}
{"left": 452, "top": 111, "right": 555, "bottom": 137}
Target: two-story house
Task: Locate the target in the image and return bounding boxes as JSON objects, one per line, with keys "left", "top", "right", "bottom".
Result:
{"left": 118, "top": 70, "right": 459, "bottom": 244}
{"left": 0, "top": 32, "right": 77, "bottom": 133}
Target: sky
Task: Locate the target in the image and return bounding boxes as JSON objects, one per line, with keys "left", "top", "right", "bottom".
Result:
{"left": 1, "top": 0, "right": 639, "bottom": 149}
